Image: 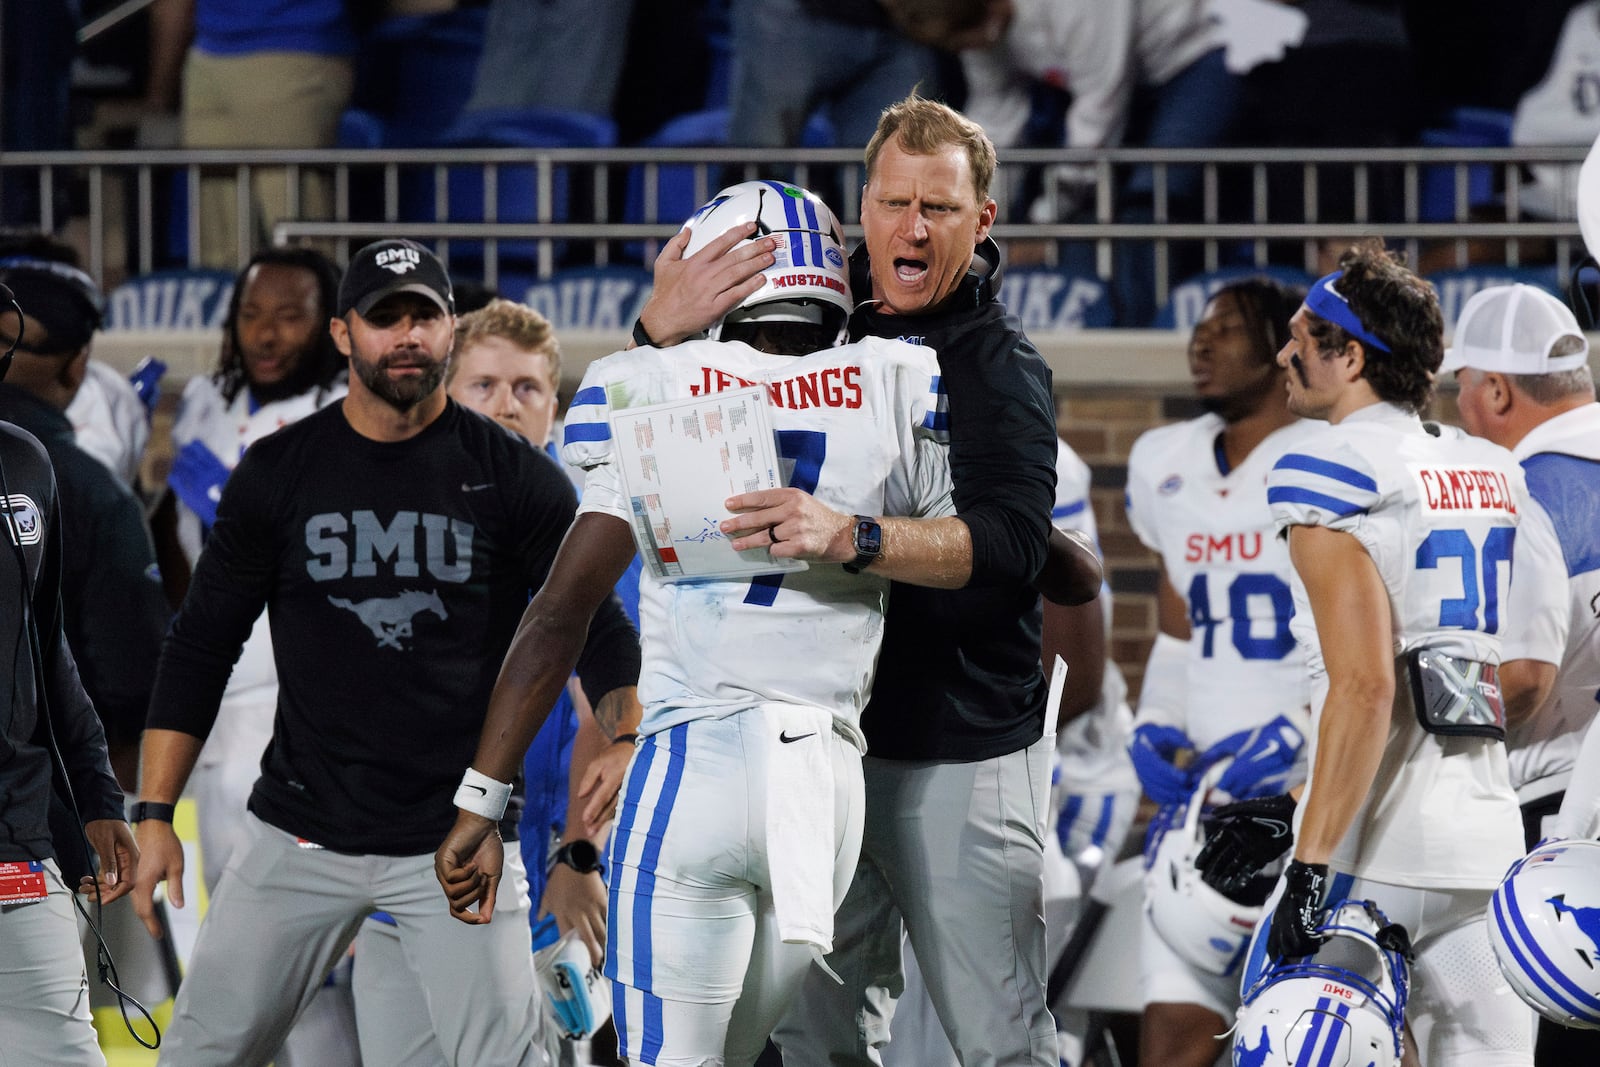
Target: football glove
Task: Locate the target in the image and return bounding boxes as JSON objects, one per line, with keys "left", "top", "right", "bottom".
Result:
{"left": 129, "top": 356, "right": 167, "bottom": 423}
{"left": 167, "top": 439, "right": 229, "bottom": 529}
{"left": 1128, "top": 723, "right": 1198, "bottom": 805}
{"left": 1267, "top": 859, "right": 1330, "bottom": 959}
{"left": 1195, "top": 793, "right": 1297, "bottom": 896}
{"left": 1199, "top": 715, "right": 1305, "bottom": 801}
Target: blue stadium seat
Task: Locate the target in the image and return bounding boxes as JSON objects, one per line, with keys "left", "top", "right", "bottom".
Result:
{"left": 400, "top": 108, "right": 619, "bottom": 271}
{"left": 1427, "top": 265, "right": 1563, "bottom": 328}
{"left": 1004, "top": 268, "right": 1114, "bottom": 331}
{"left": 1153, "top": 266, "right": 1315, "bottom": 331}
{"left": 1418, "top": 108, "right": 1512, "bottom": 222}
{"left": 353, "top": 9, "right": 488, "bottom": 148}
{"left": 105, "top": 269, "right": 236, "bottom": 331}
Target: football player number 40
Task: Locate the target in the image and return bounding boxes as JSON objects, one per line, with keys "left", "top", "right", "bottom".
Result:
{"left": 1417, "top": 526, "right": 1515, "bottom": 633}
{"left": 1186, "top": 572, "right": 1295, "bottom": 661}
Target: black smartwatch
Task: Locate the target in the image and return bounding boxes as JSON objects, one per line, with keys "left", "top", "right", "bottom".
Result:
{"left": 129, "top": 801, "right": 176, "bottom": 824}
{"left": 631, "top": 316, "right": 657, "bottom": 349}
{"left": 550, "top": 839, "right": 603, "bottom": 876}
{"left": 843, "top": 515, "right": 883, "bottom": 574}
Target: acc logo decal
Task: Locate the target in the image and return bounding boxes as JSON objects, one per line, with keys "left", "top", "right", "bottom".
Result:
{"left": 2, "top": 494, "right": 43, "bottom": 546}
{"left": 824, "top": 247, "right": 844, "bottom": 268}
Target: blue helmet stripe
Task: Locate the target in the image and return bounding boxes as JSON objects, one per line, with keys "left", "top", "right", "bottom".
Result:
{"left": 761, "top": 180, "right": 807, "bottom": 266}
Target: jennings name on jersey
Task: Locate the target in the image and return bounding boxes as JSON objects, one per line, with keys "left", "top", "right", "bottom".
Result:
{"left": 1125, "top": 414, "right": 1320, "bottom": 748}
{"left": 563, "top": 337, "right": 952, "bottom": 750}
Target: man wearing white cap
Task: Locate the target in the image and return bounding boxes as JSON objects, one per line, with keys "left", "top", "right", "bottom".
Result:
{"left": 1450, "top": 283, "right": 1600, "bottom": 1062}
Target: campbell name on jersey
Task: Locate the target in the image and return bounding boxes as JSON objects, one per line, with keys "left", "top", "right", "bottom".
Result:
{"left": 564, "top": 337, "right": 951, "bottom": 750}
{"left": 1125, "top": 414, "right": 1318, "bottom": 748}
{"left": 1267, "top": 402, "right": 1525, "bottom": 887}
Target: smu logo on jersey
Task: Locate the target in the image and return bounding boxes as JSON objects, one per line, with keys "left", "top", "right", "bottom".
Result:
{"left": 304, "top": 510, "right": 474, "bottom": 583}
{"left": 1410, "top": 465, "right": 1518, "bottom": 517}
{"left": 690, "top": 366, "right": 863, "bottom": 410}
{"left": 1184, "top": 532, "right": 1266, "bottom": 563}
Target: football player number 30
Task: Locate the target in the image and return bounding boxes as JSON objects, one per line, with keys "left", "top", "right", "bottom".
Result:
{"left": 1186, "top": 572, "right": 1295, "bottom": 661}
{"left": 744, "top": 430, "right": 826, "bottom": 607}
{"left": 1417, "top": 526, "right": 1515, "bottom": 633}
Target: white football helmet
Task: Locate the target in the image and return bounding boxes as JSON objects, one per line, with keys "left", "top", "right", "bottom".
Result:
{"left": 1488, "top": 837, "right": 1600, "bottom": 1030}
{"left": 680, "top": 179, "right": 852, "bottom": 348}
{"left": 534, "top": 928, "right": 613, "bottom": 1040}
{"left": 1144, "top": 759, "right": 1275, "bottom": 977}
{"left": 1233, "top": 900, "right": 1411, "bottom": 1067}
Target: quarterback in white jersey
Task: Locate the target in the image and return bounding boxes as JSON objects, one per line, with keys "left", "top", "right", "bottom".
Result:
{"left": 435, "top": 181, "right": 953, "bottom": 1067}
{"left": 1237, "top": 247, "right": 1532, "bottom": 1067}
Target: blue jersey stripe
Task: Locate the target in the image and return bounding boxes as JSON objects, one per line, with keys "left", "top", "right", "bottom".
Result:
{"left": 1054, "top": 499, "right": 1088, "bottom": 520}
{"left": 1090, "top": 794, "right": 1115, "bottom": 848}
{"left": 563, "top": 422, "right": 611, "bottom": 444}
{"left": 1273, "top": 452, "right": 1378, "bottom": 492}
{"left": 604, "top": 736, "right": 658, "bottom": 987}
{"left": 1266, "top": 485, "right": 1368, "bottom": 517}
{"left": 921, "top": 410, "right": 948, "bottom": 432}
{"left": 1057, "top": 794, "right": 1083, "bottom": 852}
{"left": 572, "top": 385, "right": 606, "bottom": 407}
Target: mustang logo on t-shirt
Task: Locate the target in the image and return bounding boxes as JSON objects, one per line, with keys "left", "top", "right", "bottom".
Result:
{"left": 328, "top": 590, "right": 447, "bottom": 650}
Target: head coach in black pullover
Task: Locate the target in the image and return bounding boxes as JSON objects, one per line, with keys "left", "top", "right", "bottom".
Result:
{"left": 630, "top": 93, "right": 1101, "bottom": 1067}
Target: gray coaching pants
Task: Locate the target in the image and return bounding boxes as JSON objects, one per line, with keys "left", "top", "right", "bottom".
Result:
{"left": 773, "top": 733, "right": 1058, "bottom": 1067}
{"left": 158, "top": 813, "right": 542, "bottom": 1067}
{"left": 0, "top": 860, "right": 105, "bottom": 1067}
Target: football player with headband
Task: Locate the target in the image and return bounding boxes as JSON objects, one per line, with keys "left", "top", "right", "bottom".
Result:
{"left": 1121, "top": 276, "right": 1316, "bottom": 1067}
{"left": 1225, "top": 241, "right": 1533, "bottom": 1065}
{"left": 433, "top": 179, "right": 954, "bottom": 1067}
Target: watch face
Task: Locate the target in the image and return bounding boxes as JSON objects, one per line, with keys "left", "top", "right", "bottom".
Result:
{"left": 855, "top": 519, "right": 882, "bottom": 555}
{"left": 564, "top": 839, "right": 600, "bottom": 872}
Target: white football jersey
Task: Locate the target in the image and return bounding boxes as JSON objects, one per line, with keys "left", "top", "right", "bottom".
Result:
{"left": 1501, "top": 403, "right": 1600, "bottom": 796}
{"left": 564, "top": 337, "right": 951, "bottom": 751}
{"left": 67, "top": 359, "right": 150, "bottom": 490}
{"left": 1053, "top": 440, "right": 1137, "bottom": 794}
{"left": 1125, "top": 414, "right": 1318, "bottom": 749}
{"left": 1268, "top": 402, "right": 1525, "bottom": 887}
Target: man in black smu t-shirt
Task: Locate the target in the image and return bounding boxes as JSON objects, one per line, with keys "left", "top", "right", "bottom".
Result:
{"left": 130, "top": 240, "right": 640, "bottom": 1067}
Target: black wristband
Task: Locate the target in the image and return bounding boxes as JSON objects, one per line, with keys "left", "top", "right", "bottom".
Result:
{"left": 549, "top": 839, "right": 604, "bottom": 876}
{"left": 613, "top": 733, "right": 639, "bottom": 746}
{"left": 631, "top": 316, "right": 657, "bottom": 349}
{"left": 129, "top": 801, "right": 176, "bottom": 824}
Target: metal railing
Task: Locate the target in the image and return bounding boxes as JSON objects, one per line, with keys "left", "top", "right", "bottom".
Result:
{"left": 1, "top": 144, "right": 1590, "bottom": 300}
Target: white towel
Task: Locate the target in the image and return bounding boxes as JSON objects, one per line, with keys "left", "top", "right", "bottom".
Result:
{"left": 764, "top": 702, "right": 838, "bottom": 954}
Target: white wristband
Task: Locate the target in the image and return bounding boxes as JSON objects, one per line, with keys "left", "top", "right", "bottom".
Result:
{"left": 453, "top": 767, "right": 512, "bottom": 821}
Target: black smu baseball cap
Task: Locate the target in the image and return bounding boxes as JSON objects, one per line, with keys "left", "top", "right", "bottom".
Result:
{"left": 337, "top": 239, "right": 455, "bottom": 318}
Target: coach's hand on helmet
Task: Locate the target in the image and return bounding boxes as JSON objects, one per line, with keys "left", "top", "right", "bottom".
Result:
{"left": 636, "top": 221, "right": 778, "bottom": 349}
{"left": 435, "top": 812, "right": 503, "bottom": 925}
{"left": 1266, "top": 859, "right": 1330, "bottom": 959}
{"left": 1196, "top": 792, "right": 1297, "bottom": 896}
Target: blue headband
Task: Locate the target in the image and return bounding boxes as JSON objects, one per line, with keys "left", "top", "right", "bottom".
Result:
{"left": 1305, "top": 271, "right": 1391, "bottom": 353}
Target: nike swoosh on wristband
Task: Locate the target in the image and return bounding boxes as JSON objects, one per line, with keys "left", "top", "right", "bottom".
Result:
{"left": 463, "top": 784, "right": 487, "bottom": 795}
{"left": 779, "top": 731, "right": 816, "bottom": 744}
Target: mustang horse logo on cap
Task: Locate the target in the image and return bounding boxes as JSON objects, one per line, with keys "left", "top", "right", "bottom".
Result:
{"left": 375, "top": 247, "right": 421, "bottom": 276}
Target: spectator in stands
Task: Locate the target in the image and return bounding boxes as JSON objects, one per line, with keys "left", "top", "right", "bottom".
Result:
{"left": 890, "top": 0, "right": 1242, "bottom": 328}
{"left": 1511, "top": 1, "right": 1600, "bottom": 220}
{"left": 0, "top": 253, "right": 168, "bottom": 792}
{"left": 729, "top": 0, "right": 945, "bottom": 149}
{"left": 464, "top": 0, "right": 636, "bottom": 120}
{"left": 145, "top": 0, "right": 356, "bottom": 267}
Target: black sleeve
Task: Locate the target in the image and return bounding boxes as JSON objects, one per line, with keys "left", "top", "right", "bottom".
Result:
{"left": 35, "top": 494, "right": 123, "bottom": 825}
{"left": 946, "top": 325, "right": 1057, "bottom": 587}
{"left": 145, "top": 445, "right": 278, "bottom": 739}
{"left": 573, "top": 590, "right": 641, "bottom": 708}
{"left": 66, "top": 485, "right": 167, "bottom": 743}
